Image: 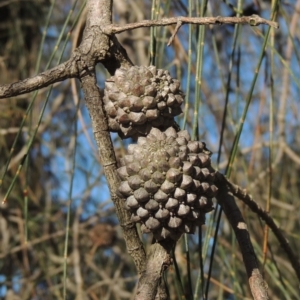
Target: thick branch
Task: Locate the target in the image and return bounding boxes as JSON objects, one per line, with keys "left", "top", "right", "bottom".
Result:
{"left": 0, "top": 59, "right": 78, "bottom": 99}
{"left": 80, "top": 72, "right": 146, "bottom": 273}
{"left": 221, "top": 174, "right": 300, "bottom": 282}
{"left": 135, "top": 241, "right": 174, "bottom": 300}
{"left": 76, "top": 0, "right": 146, "bottom": 274}
{"left": 215, "top": 173, "right": 269, "bottom": 300}
{"left": 85, "top": 0, "right": 112, "bottom": 27}
{"left": 103, "top": 15, "right": 279, "bottom": 35}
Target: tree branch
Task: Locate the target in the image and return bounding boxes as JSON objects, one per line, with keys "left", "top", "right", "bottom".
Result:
{"left": 215, "top": 173, "right": 269, "bottom": 300}
{"left": 80, "top": 72, "right": 146, "bottom": 273}
{"left": 219, "top": 173, "right": 300, "bottom": 282}
{"left": 78, "top": 0, "right": 146, "bottom": 274}
{"left": 0, "top": 59, "right": 78, "bottom": 99}
{"left": 135, "top": 240, "right": 174, "bottom": 300}
{"left": 0, "top": 14, "right": 277, "bottom": 100}
{"left": 103, "top": 15, "right": 279, "bottom": 35}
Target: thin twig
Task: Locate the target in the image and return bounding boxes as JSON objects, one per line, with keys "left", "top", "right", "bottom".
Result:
{"left": 167, "top": 20, "right": 183, "bottom": 46}
{"left": 0, "top": 15, "right": 278, "bottom": 100}
{"left": 283, "top": 143, "right": 300, "bottom": 165}
{"left": 104, "top": 15, "right": 279, "bottom": 35}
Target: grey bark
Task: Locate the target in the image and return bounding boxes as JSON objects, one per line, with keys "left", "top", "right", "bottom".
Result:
{"left": 215, "top": 173, "right": 269, "bottom": 300}
{"left": 77, "top": 0, "right": 146, "bottom": 274}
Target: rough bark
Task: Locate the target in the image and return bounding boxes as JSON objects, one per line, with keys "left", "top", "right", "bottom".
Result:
{"left": 215, "top": 173, "right": 269, "bottom": 300}
{"left": 223, "top": 174, "right": 300, "bottom": 282}
{"left": 135, "top": 241, "right": 174, "bottom": 300}
{"left": 78, "top": 0, "right": 146, "bottom": 274}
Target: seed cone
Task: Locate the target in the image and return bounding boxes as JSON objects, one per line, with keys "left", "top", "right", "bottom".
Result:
{"left": 104, "top": 66, "right": 184, "bottom": 139}
{"left": 117, "top": 127, "right": 218, "bottom": 241}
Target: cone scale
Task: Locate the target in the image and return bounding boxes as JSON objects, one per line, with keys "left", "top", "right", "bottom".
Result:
{"left": 104, "top": 66, "right": 184, "bottom": 139}
{"left": 118, "top": 127, "right": 218, "bottom": 241}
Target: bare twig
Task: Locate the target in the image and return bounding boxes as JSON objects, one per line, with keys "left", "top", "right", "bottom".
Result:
{"left": 104, "top": 15, "right": 279, "bottom": 35}
{"left": 283, "top": 143, "right": 300, "bottom": 165}
{"left": 167, "top": 20, "right": 183, "bottom": 46}
{"left": 0, "top": 228, "right": 66, "bottom": 259}
{"left": 0, "top": 14, "right": 278, "bottom": 100}
{"left": 215, "top": 173, "right": 269, "bottom": 300}
{"left": 218, "top": 173, "right": 300, "bottom": 282}
{"left": 73, "top": 202, "right": 87, "bottom": 299}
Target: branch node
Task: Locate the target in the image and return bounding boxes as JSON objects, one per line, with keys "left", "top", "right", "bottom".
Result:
{"left": 249, "top": 15, "right": 259, "bottom": 26}
{"left": 167, "top": 19, "right": 183, "bottom": 46}
{"left": 215, "top": 16, "right": 222, "bottom": 25}
{"left": 102, "top": 25, "right": 113, "bottom": 35}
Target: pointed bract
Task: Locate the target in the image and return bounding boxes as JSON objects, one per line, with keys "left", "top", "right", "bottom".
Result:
{"left": 117, "top": 128, "right": 217, "bottom": 240}
{"left": 104, "top": 66, "right": 184, "bottom": 139}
